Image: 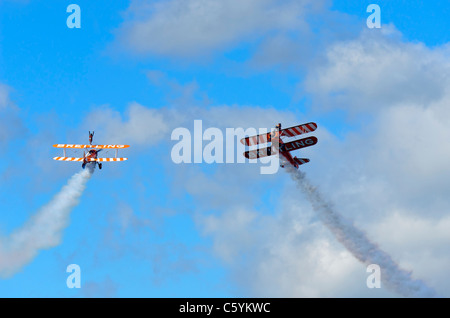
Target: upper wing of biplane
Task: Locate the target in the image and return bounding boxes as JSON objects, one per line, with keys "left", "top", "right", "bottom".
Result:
{"left": 53, "top": 157, "right": 128, "bottom": 162}
{"left": 53, "top": 144, "right": 130, "bottom": 149}
{"left": 240, "top": 132, "right": 272, "bottom": 147}
{"left": 280, "top": 122, "right": 317, "bottom": 138}
{"left": 240, "top": 122, "right": 317, "bottom": 146}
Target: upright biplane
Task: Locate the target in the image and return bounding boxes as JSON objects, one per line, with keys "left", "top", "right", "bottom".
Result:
{"left": 53, "top": 131, "right": 129, "bottom": 170}
{"left": 241, "top": 122, "right": 318, "bottom": 169}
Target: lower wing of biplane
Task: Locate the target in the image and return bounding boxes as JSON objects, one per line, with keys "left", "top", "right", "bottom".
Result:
{"left": 243, "top": 136, "right": 318, "bottom": 159}
{"left": 53, "top": 157, "right": 128, "bottom": 162}
{"left": 52, "top": 144, "right": 129, "bottom": 168}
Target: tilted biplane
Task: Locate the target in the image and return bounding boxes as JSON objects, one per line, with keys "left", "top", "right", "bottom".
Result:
{"left": 53, "top": 131, "right": 129, "bottom": 170}
{"left": 241, "top": 122, "right": 318, "bottom": 169}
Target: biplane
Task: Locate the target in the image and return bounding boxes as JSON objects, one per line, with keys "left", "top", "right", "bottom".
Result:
{"left": 241, "top": 122, "right": 318, "bottom": 169}
{"left": 53, "top": 131, "right": 129, "bottom": 170}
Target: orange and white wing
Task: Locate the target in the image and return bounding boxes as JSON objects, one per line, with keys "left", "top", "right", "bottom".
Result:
{"left": 94, "top": 158, "right": 128, "bottom": 162}
{"left": 53, "top": 157, "right": 128, "bottom": 162}
{"left": 53, "top": 144, "right": 90, "bottom": 149}
{"left": 90, "top": 145, "right": 130, "bottom": 149}
{"left": 53, "top": 144, "right": 130, "bottom": 149}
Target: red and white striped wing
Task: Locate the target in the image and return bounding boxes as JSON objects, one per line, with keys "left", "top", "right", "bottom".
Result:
{"left": 283, "top": 136, "right": 318, "bottom": 152}
{"left": 281, "top": 122, "right": 317, "bottom": 138}
{"left": 240, "top": 122, "right": 318, "bottom": 146}
{"left": 243, "top": 146, "right": 275, "bottom": 159}
{"left": 240, "top": 132, "right": 271, "bottom": 146}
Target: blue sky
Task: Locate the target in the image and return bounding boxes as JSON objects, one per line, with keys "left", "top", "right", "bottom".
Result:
{"left": 1, "top": 0, "right": 450, "bottom": 297}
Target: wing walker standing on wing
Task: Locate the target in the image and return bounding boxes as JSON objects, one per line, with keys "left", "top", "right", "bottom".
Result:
{"left": 89, "top": 131, "right": 94, "bottom": 145}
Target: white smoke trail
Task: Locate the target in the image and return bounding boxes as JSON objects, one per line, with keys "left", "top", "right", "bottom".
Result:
{"left": 0, "top": 168, "right": 93, "bottom": 278}
{"left": 287, "top": 167, "right": 437, "bottom": 297}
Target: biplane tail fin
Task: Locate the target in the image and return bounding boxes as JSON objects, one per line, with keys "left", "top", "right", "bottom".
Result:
{"left": 294, "top": 157, "right": 310, "bottom": 166}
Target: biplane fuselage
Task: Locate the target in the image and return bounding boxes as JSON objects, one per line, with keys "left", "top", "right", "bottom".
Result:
{"left": 85, "top": 149, "right": 99, "bottom": 161}
{"left": 274, "top": 139, "right": 299, "bottom": 169}
{"left": 83, "top": 149, "right": 100, "bottom": 169}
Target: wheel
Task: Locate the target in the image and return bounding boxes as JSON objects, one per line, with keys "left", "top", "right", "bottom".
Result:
{"left": 99, "top": 163, "right": 102, "bottom": 170}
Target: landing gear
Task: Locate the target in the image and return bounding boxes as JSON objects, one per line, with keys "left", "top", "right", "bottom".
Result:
{"left": 82, "top": 162, "right": 86, "bottom": 169}
{"left": 98, "top": 163, "right": 102, "bottom": 170}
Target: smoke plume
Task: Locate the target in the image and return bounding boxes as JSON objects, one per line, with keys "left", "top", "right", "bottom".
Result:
{"left": 288, "top": 167, "right": 437, "bottom": 297}
{"left": 0, "top": 168, "right": 93, "bottom": 278}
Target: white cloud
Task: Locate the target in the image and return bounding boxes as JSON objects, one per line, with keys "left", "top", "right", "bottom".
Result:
{"left": 304, "top": 26, "right": 450, "bottom": 113}
{"left": 296, "top": 28, "right": 450, "bottom": 296}
{"left": 0, "top": 84, "right": 11, "bottom": 109}
{"left": 81, "top": 277, "right": 118, "bottom": 298}
{"left": 195, "top": 193, "right": 395, "bottom": 297}
{"left": 81, "top": 102, "right": 171, "bottom": 146}
{"left": 116, "top": 0, "right": 317, "bottom": 58}
{"left": 0, "top": 83, "right": 26, "bottom": 148}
